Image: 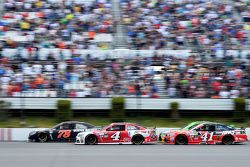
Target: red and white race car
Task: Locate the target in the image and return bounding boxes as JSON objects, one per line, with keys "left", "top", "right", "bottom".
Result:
{"left": 161, "top": 121, "right": 248, "bottom": 145}
{"left": 75, "top": 122, "right": 158, "bottom": 145}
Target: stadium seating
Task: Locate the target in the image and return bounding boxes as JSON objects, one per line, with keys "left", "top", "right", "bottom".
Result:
{"left": 1, "top": 0, "right": 114, "bottom": 54}
{"left": 121, "top": 0, "right": 250, "bottom": 50}
{"left": 0, "top": 0, "right": 250, "bottom": 98}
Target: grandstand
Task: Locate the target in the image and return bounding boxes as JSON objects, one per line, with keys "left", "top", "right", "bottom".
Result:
{"left": 0, "top": 0, "right": 250, "bottom": 99}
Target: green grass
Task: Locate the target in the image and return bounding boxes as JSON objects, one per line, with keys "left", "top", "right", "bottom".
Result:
{"left": 0, "top": 117, "right": 250, "bottom": 128}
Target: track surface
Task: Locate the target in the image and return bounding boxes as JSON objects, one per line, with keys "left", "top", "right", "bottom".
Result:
{"left": 0, "top": 142, "right": 250, "bottom": 167}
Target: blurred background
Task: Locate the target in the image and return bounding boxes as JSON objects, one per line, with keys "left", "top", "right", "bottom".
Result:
{"left": 0, "top": 0, "right": 250, "bottom": 128}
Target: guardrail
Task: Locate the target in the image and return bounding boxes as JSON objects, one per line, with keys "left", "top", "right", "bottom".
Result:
{"left": 2, "top": 49, "right": 250, "bottom": 60}
{"left": 0, "top": 98, "right": 237, "bottom": 110}
{"left": 2, "top": 49, "right": 192, "bottom": 60}
{"left": 0, "top": 128, "right": 249, "bottom": 141}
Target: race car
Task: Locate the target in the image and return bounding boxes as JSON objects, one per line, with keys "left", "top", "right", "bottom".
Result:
{"left": 161, "top": 121, "right": 248, "bottom": 145}
{"left": 75, "top": 122, "right": 158, "bottom": 145}
{"left": 28, "top": 121, "right": 95, "bottom": 142}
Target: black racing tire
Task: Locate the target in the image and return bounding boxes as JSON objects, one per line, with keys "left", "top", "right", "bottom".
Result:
{"left": 37, "top": 132, "right": 48, "bottom": 143}
{"left": 222, "top": 135, "right": 234, "bottom": 145}
{"left": 175, "top": 134, "right": 188, "bottom": 145}
{"left": 85, "top": 134, "right": 98, "bottom": 145}
{"left": 132, "top": 134, "right": 144, "bottom": 145}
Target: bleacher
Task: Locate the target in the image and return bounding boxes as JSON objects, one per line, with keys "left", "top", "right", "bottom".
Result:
{"left": 0, "top": 0, "right": 250, "bottom": 99}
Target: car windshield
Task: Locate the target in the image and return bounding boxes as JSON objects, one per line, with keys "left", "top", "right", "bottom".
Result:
{"left": 51, "top": 123, "right": 61, "bottom": 130}
{"left": 181, "top": 122, "right": 201, "bottom": 130}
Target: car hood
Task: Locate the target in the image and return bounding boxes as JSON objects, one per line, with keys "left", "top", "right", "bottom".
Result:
{"left": 77, "top": 128, "right": 97, "bottom": 135}
{"left": 30, "top": 128, "right": 49, "bottom": 133}
{"left": 29, "top": 128, "right": 49, "bottom": 136}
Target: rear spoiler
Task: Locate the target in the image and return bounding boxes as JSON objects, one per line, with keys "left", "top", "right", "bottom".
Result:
{"left": 235, "top": 127, "right": 246, "bottom": 130}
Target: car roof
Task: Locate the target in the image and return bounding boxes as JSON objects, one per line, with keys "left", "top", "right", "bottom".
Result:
{"left": 59, "top": 121, "right": 95, "bottom": 127}
{"left": 110, "top": 122, "right": 138, "bottom": 126}
{"left": 195, "top": 121, "right": 224, "bottom": 126}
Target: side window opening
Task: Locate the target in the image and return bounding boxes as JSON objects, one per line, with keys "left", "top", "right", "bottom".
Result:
{"left": 197, "top": 124, "right": 215, "bottom": 131}
{"left": 75, "top": 124, "right": 87, "bottom": 129}
{"left": 127, "top": 125, "right": 140, "bottom": 130}
{"left": 106, "top": 125, "right": 126, "bottom": 131}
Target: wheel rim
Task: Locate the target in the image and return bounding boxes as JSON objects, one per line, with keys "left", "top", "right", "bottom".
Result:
{"left": 223, "top": 137, "right": 233, "bottom": 145}
{"left": 88, "top": 136, "right": 96, "bottom": 144}
{"left": 133, "top": 136, "right": 143, "bottom": 145}
{"left": 177, "top": 136, "right": 186, "bottom": 144}
{"left": 38, "top": 133, "right": 47, "bottom": 142}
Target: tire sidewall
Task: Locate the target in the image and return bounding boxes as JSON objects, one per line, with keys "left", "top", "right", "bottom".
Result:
{"left": 222, "top": 135, "right": 234, "bottom": 145}
{"left": 132, "top": 135, "right": 144, "bottom": 145}
{"left": 85, "top": 135, "right": 97, "bottom": 145}
{"left": 38, "top": 133, "right": 48, "bottom": 143}
{"left": 175, "top": 135, "right": 188, "bottom": 145}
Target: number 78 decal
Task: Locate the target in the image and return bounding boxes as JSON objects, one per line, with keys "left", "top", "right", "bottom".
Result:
{"left": 57, "top": 130, "right": 71, "bottom": 138}
{"left": 111, "top": 132, "right": 121, "bottom": 141}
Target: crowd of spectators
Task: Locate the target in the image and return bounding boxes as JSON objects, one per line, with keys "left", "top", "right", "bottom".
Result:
{"left": 235, "top": 0, "right": 250, "bottom": 29}
{"left": 1, "top": 54, "right": 250, "bottom": 98}
{"left": 0, "top": 0, "right": 249, "bottom": 98}
{"left": 163, "top": 55, "right": 250, "bottom": 98}
{"left": 0, "top": 57, "right": 160, "bottom": 98}
{"left": 1, "top": 0, "right": 113, "bottom": 52}
{"left": 121, "top": 0, "right": 250, "bottom": 50}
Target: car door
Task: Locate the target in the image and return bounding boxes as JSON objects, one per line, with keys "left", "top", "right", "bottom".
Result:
{"left": 195, "top": 124, "right": 216, "bottom": 144}
{"left": 127, "top": 125, "right": 141, "bottom": 139}
{"left": 105, "top": 125, "right": 128, "bottom": 143}
{"left": 71, "top": 123, "right": 88, "bottom": 141}
{"left": 215, "top": 124, "right": 234, "bottom": 142}
{"left": 52, "top": 123, "right": 74, "bottom": 142}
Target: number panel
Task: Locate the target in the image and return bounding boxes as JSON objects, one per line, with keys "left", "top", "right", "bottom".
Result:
{"left": 57, "top": 130, "right": 72, "bottom": 139}
{"left": 103, "top": 131, "right": 129, "bottom": 143}
{"left": 111, "top": 132, "right": 121, "bottom": 141}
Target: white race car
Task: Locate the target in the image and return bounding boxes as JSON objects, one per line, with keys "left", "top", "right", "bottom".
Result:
{"left": 76, "top": 122, "right": 158, "bottom": 145}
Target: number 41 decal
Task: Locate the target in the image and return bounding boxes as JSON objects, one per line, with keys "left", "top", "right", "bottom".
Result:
{"left": 201, "top": 132, "right": 214, "bottom": 142}
{"left": 111, "top": 132, "right": 121, "bottom": 141}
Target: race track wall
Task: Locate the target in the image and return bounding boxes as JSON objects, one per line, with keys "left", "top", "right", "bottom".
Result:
{"left": 0, "top": 128, "right": 250, "bottom": 142}
{"left": 1, "top": 98, "right": 236, "bottom": 110}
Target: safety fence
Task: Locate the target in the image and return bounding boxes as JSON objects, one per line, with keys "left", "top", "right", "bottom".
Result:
{"left": 0, "top": 128, "right": 249, "bottom": 142}
{"left": 2, "top": 49, "right": 250, "bottom": 60}
{"left": 0, "top": 98, "right": 240, "bottom": 110}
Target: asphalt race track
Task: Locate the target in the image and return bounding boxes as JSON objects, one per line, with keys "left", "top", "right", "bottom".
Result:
{"left": 0, "top": 142, "right": 250, "bottom": 167}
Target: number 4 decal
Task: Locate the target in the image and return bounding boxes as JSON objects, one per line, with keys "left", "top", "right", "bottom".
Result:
{"left": 111, "top": 132, "right": 121, "bottom": 141}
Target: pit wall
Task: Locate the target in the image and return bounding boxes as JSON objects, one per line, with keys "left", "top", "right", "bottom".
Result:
{"left": 0, "top": 128, "right": 249, "bottom": 141}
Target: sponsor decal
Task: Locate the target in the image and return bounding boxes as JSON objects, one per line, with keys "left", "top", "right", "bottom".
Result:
{"left": 99, "top": 132, "right": 108, "bottom": 138}
{"left": 222, "top": 131, "right": 234, "bottom": 135}
{"left": 189, "top": 131, "right": 199, "bottom": 141}
{"left": 73, "top": 129, "right": 84, "bottom": 133}
{"left": 123, "top": 138, "right": 130, "bottom": 142}
{"left": 150, "top": 134, "right": 157, "bottom": 140}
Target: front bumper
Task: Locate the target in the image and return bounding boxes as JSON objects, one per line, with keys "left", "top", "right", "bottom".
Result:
{"left": 75, "top": 136, "right": 85, "bottom": 144}
{"left": 28, "top": 134, "right": 37, "bottom": 142}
